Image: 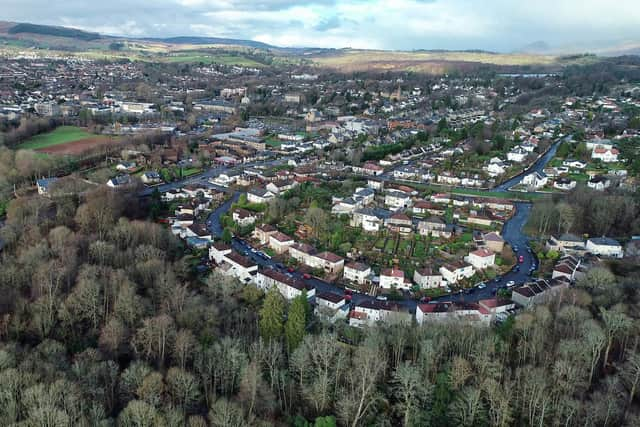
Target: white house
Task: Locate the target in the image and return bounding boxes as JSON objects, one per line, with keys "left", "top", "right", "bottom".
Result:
{"left": 586, "top": 237, "right": 624, "bottom": 258}
{"left": 247, "top": 188, "right": 276, "bottom": 204}
{"left": 349, "top": 300, "right": 411, "bottom": 327}
{"left": 219, "top": 251, "right": 258, "bottom": 284}
{"left": 465, "top": 248, "right": 496, "bottom": 270}
{"left": 256, "top": 269, "right": 316, "bottom": 300}
{"left": 507, "top": 147, "right": 528, "bottom": 163}
{"left": 587, "top": 176, "right": 611, "bottom": 191}
{"left": 591, "top": 146, "right": 619, "bottom": 163}
{"left": 553, "top": 177, "right": 577, "bottom": 191}
{"left": 384, "top": 190, "right": 413, "bottom": 210}
{"left": 209, "top": 242, "right": 233, "bottom": 264}
{"left": 413, "top": 268, "right": 443, "bottom": 289}
{"left": 379, "top": 268, "right": 410, "bottom": 290}
{"left": 522, "top": 172, "right": 548, "bottom": 190}
{"left": 314, "top": 292, "right": 347, "bottom": 320}
{"left": 439, "top": 262, "right": 475, "bottom": 284}
{"left": 232, "top": 208, "right": 257, "bottom": 227}
{"left": 343, "top": 262, "right": 372, "bottom": 285}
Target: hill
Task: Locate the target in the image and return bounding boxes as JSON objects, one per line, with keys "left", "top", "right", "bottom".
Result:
{"left": 8, "top": 22, "right": 101, "bottom": 41}
{"left": 149, "top": 36, "right": 275, "bottom": 50}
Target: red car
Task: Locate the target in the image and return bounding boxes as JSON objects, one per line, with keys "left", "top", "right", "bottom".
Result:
{"left": 302, "top": 273, "right": 311, "bottom": 280}
{"left": 287, "top": 267, "right": 295, "bottom": 273}
{"left": 344, "top": 294, "right": 352, "bottom": 302}
{"left": 519, "top": 255, "right": 524, "bottom": 263}
{"left": 344, "top": 289, "right": 353, "bottom": 296}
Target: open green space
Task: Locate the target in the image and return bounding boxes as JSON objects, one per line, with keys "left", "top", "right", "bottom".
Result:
{"left": 20, "top": 126, "right": 95, "bottom": 150}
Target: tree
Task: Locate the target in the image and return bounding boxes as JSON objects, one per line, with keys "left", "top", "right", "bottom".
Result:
{"left": 285, "top": 293, "right": 308, "bottom": 352}
{"left": 259, "top": 288, "right": 285, "bottom": 342}
{"left": 221, "top": 228, "right": 233, "bottom": 244}
{"left": 304, "top": 207, "right": 329, "bottom": 240}
{"left": 166, "top": 367, "right": 201, "bottom": 414}
{"left": 392, "top": 362, "right": 432, "bottom": 426}
{"left": 119, "top": 400, "right": 161, "bottom": 427}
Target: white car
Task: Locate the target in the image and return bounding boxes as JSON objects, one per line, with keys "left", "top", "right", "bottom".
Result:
{"left": 506, "top": 280, "right": 516, "bottom": 288}
{"left": 476, "top": 282, "right": 486, "bottom": 289}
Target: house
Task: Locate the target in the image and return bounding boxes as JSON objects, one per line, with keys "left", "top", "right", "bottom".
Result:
{"left": 465, "top": 248, "right": 496, "bottom": 270}
{"left": 343, "top": 262, "right": 372, "bottom": 285}
{"left": 367, "top": 178, "right": 384, "bottom": 191}
{"left": 418, "top": 217, "right": 452, "bottom": 239}
{"left": 314, "top": 292, "right": 347, "bottom": 320}
{"left": 256, "top": 268, "right": 316, "bottom": 300}
{"left": 268, "top": 232, "right": 295, "bottom": 254}
{"left": 386, "top": 213, "right": 413, "bottom": 235}
{"left": 511, "top": 278, "right": 570, "bottom": 308}
{"left": 587, "top": 175, "right": 611, "bottom": 191}
{"left": 483, "top": 232, "right": 505, "bottom": 253}
{"left": 486, "top": 162, "right": 507, "bottom": 177}
{"left": 209, "top": 242, "right": 232, "bottom": 264}
{"left": 247, "top": 188, "right": 276, "bottom": 204}
{"left": 141, "top": 171, "right": 162, "bottom": 185}
{"left": 116, "top": 161, "right": 137, "bottom": 172}
{"left": 313, "top": 252, "right": 345, "bottom": 274}
{"left": 266, "top": 180, "right": 297, "bottom": 194}
{"left": 522, "top": 172, "right": 548, "bottom": 190}
{"left": 416, "top": 302, "right": 492, "bottom": 325}
{"left": 219, "top": 251, "right": 258, "bottom": 284}
{"left": 349, "top": 300, "right": 411, "bottom": 327}
{"left": 553, "top": 177, "right": 577, "bottom": 191}
{"left": 439, "top": 262, "right": 475, "bottom": 284}
{"left": 232, "top": 208, "right": 257, "bottom": 227}
{"left": 507, "top": 147, "right": 528, "bottom": 163}
{"left": 182, "top": 223, "right": 212, "bottom": 241}
{"left": 586, "top": 237, "right": 624, "bottom": 258}
{"left": 385, "top": 190, "right": 412, "bottom": 210}
{"left": 379, "top": 268, "right": 410, "bottom": 290}
{"left": 413, "top": 268, "right": 443, "bottom": 289}
{"left": 353, "top": 187, "right": 375, "bottom": 205}
{"left": 331, "top": 197, "right": 361, "bottom": 215}
{"left": 106, "top": 175, "right": 132, "bottom": 189}
{"left": 546, "top": 233, "right": 585, "bottom": 253}
{"left": 289, "top": 243, "right": 317, "bottom": 265}
{"left": 563, "top": 159, "right": 587, "bottom": 169}
{"left": 592, "top": 146, "right": 619, "bottom": 163}
{"left": 552, "top": 256, "right": 582, "bottom": 281}
{"left": 351, "top": 208, "right": 391, "bottom": 233}
{"left": 36, "top": 177, "right": 58, "bottom": 196}
{"left": 253, "top": 224, "right": 277, "bottom": 245}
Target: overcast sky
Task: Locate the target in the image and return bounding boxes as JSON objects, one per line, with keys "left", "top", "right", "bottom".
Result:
{"left": 2, "top": 0, "right": 639, "bottom": 51}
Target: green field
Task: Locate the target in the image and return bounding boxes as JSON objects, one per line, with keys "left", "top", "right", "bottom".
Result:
{"left": 20, "top": 126, "right": 95, "bottom": 150}
{"left": 163, "top": 53, "right": 264, "bottom": 67}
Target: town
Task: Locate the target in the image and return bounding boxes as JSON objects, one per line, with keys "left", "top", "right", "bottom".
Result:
{"left": 1, "top": 19, "right": 640, "bottom": 426}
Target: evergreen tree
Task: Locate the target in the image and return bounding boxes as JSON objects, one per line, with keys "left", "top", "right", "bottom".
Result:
{"left": 259, "top": 288, "right": 285, "bottom": 341}
{"left": 221, "top": 228, "right": 233, "bottom": 244}
{"left": 285, "top": 292, "right": 307, "bottom": 352}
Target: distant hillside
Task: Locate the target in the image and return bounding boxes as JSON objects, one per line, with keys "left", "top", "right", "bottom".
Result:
{"left": 8, "top": 22, "right": 101, "bottom": 41}
{"left": 151, "top": 36, "right": 275, "bottom": 50}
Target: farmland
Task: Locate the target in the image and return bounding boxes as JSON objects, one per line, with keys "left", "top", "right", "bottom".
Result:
{"left": 20, "top": 126, "right": 120, "bottom": 155}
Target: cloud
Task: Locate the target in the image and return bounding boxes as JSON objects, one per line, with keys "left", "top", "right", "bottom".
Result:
{"left": 2, "top": 0, "right": 639, "bottom": 52}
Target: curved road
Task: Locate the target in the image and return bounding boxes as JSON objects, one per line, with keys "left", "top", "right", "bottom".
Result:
{"left": 197, "top": 137, "right": 567, "bottom": 309}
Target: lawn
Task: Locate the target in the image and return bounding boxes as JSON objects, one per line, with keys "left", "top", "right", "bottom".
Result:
{"left": 20, "top": 126, "right": 95, "bottom": 150}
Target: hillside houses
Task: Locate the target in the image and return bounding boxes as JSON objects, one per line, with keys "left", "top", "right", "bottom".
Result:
{"left": 256, "top": 268, "right": 315, "bottom": 300}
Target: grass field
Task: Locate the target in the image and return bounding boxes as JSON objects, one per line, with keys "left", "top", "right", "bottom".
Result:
{"left": 20, "top": 126, "right": 96, "bottom": 150}
{"left": 163, "top": 53, "right": 264, "bottom": 67}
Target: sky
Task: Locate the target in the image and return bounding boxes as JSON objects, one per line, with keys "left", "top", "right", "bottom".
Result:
{"left": 2, "top": 0, "right": 640, "bottom": 52}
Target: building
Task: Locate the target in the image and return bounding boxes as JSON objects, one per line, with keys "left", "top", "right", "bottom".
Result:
{"left": 439, "top": 262, "right": 475, "bottom": 284}
{"left": 314, "top": 292, "right": 347, "bottom": 320}
{"left": 413, "top": 268, "right": 443, "bottom": 289}
{"left": 586, "top": 237, "right": 624, "bottom": 258}
{"left": 350, "top": 208, "right": 391, "bottom": 233}
{"left": 546, "top": 233, "right": 585, "bottom": 254}
{"left": 553, "top": 177, "right": 577, "bottom": 191}
{"left": 379, "top": 268, "right": 410, "bottom": 290}
{"left": 348, "top": 300, "right": 411, "bottom": 327}
{"left": 587, "top": 176, "right": 611, "bottom": 191}
{"left": 483, "top": 232, "right": 505, "bottom": 253}
{"left": 209, "top": 242, "right": 232, "bottom": 264}
{"left": 465, "top": 248, "right": 496, "bottom": 270}
{"left": 219, "top": 251, "right": 258, "bottom": 283}
{"left": 552, "top": 255, "right": 582, "bottom": 281}
{"left": 106, "top": 175, "right": 132, "bottom": 189}
{"left": 386, "top": 213, "right": 413, "bottom": 235}
{"left": 418, "top": 217, "right": 452, "bottom": 238}
{"left": 268, "top": 232, "right": 295, "bottom": 254}
{"left": 232, "top": 208, "right": 257, "bottom": 227}
{"left": 247, "top": 188, "right": 276, "bottom": 204}
{"left": 253, "top": 224, "right": 277, "bottom": 245}
{"left": 36, "top": 177, "right": 58, "bottom": 196}
{"left": 384, "top": 190, "right": 412, "bottom": 210}
{"left": 522, "top": 172, "right": 548, "bottom": 190}
{"left": 256, "top": 268, "right": 315, "bottom": 300}
{"left": 511, "top": 278, "right": 570, "bottom": 308}
{"left": 141, "top": 171, "right": 162, "bottom": 185}
{"left": 592, "top": 146, "right": 619, "bottom": 163}
{"left": 343, "top": 262, "right": 372, "bottom": 285}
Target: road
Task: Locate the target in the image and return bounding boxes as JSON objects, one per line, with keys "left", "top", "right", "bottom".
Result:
{"left": 172, "top": 137, "right": 565, "bottom": 311}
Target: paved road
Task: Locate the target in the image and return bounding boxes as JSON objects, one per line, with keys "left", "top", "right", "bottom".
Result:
{"left": 186, "top": 137, "right": 565, "bottom": 310}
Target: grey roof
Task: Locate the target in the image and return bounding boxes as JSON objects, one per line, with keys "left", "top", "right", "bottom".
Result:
{"left": 588, "top": 237, "right": 621, "bottom": 247}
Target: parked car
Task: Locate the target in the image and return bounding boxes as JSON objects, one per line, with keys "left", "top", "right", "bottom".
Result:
{"left": 287, "top": 267, "right": 295, "bottom": 273}
{"left": 477, "top": 282, "right": 487, "bottom": 289}
{"left": 519, "top": 255, "right": 524, "bottom": 263}
{"left": 302, "top": 273, "right": 311, "bottom": 280}
{"left": 506, "top": 280, "right": 516, "bottom": 288}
